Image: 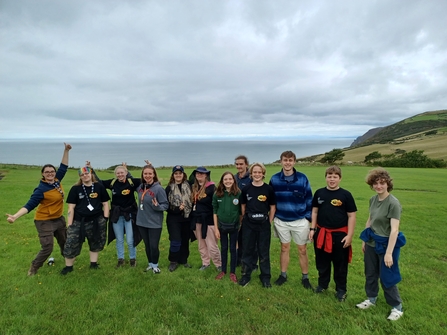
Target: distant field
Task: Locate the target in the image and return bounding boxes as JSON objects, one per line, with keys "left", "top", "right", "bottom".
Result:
{"left": 309, "top": 132, "right": 447, "bottom": 164}
{"left": 1, "top": 164, "right": 446, "bottom": 334}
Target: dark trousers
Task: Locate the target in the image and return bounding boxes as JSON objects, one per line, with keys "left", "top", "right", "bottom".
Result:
{"left": 364, "top": 244, "right": 402, "bottom": 307}
{"left": 33, "top": 216, "right": 67, "bottom": 268}
{"left": 138, "top": 227, "right": 162, "bottom": 265}
{"left": 220, "top": 229, "right": 238, "bottom": 274}
{"left": 167, "top": 220, "right": 190, "bottom": 264}
{"left": 241, "top": 222, "right": 271, "bottom": 282}
{"left": 314, "top": 231, "right": 349, "bottom": 292}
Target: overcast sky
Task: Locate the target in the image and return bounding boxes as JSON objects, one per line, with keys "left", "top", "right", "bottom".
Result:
{"left": 1, "top": 0, "right": 446, "bottom": 141}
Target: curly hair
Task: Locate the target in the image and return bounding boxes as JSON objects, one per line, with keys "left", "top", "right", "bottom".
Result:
{"left": 366, "top": 168, "right": 393, "bottom": 192}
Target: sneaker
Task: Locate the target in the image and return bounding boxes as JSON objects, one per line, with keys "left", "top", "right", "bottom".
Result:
{"left": 262, "top": 281, "right": 272, "bottom": 288}
{"left": 336, "top": 290, "right": 347, "bottom": 302}
{"left": 152, "top": 267, "right": 161, "bottom": 274}
{"left": 129, "top": 259, "right": 136, "bottom": 267}
{"left": 387, "top": 308, "right": 403, "bottom": 321}
{"left": 90, "top": 263, "right": 100, "bottom": 269}
{"left": 116, "top": 259, "right": 125, "bottom": 268}
{"left": 169, "top": 262, "right": 179, "bottom": 272}
{"left": 183, "top": 263, "right": 192, "bottom": 268}
{"left": 229, "top": 273, "right": 238, "bottom": 283}
{"left": 315, "top": 286, "right": 326, "bottom": 293}
{"left": 238, "top": 276, "right": 250, "bottom": 287}
{"left": 274, "top": 275, "right": 287, "bottom": 286}
{"left": 356, "top": 299, "right": 376, "bottom": 310}
{"left": 27, "top": 265, "right": 38, "bottom": 276}
{"left": 199, "top": 265, "right": 210, "bottom": 271}
{"left": 216, "top": 266, "right": 222, "bottom": 272}
{"left": 215, "top": 271, "right": 226, "bottom": 280}
{"left": 302, "top": 278, "right": 314, "bottom": 290}
{"left": 60, "top": 266, "right": 73, "bottom": 275}
{"left": 144, "top": 265, "right": 152, "bottom": 272}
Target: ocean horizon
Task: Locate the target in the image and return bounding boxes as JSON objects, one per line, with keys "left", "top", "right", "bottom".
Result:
{"left": 0, "top": 138, "right": 354, "bottom": 169}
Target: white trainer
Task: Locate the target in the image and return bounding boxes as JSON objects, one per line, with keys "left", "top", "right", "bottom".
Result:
{"left": 387, "top": 308, "right": 403, "bottom": 321}
{"left": 356, "top": 299, "right": 375, "bottom": 309}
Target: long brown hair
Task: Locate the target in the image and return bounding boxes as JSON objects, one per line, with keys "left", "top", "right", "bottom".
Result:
{"left": 168, "top": 171, "right": 187, "bottom": 184}
{"left": 141, "top": 165, "right": 159, "bottom": 183}
{"left": 215, "top": 171, "right": 240, "bottom": 197}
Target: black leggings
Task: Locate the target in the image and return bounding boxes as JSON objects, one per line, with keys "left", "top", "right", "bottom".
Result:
{"left": 138, "top": 227, "right": 162, "bottom": 265}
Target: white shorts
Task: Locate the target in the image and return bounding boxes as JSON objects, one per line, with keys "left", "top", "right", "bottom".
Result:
{"left": 273, "top": 217, "right": 310, "bottom": 245}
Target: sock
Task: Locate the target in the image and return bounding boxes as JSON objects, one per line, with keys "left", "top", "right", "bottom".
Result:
{"left": 281, "top": 272, "right": 287, "bottom": 278}
{"left": 393, "top": 303, "right": 403, "bottom": 311}
{"left": 302, "top": 273, "right": 309, "bottom": 279}
{"left": 368, "top": 297, "right": 377, "bottom": 304}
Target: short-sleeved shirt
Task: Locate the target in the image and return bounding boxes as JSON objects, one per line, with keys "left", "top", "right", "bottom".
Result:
{"left": 240, "top": 183, "right": 276, "bottom": 230}
{"left": 369, "top": 194, "right": 401, "bottom": 238}
{"left": 67, "top": 183, "right": 110, "bottom": 221}
{"left": 312, "top": 187, "right": 357, "bottom": 229}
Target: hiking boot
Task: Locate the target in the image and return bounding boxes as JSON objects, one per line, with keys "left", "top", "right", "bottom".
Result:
{"left": 90, "top": 263, "right": 100, "bottom": 269}
{"left": 129, "top": 259, "right": 136, "bottom": 267}
{"left": 215, "top": 271, "right": 226, "bottom": 280}
{"left": 169, "top": 262, "right": 179, "bottom": 272}
{"left": 229, "top": 273, "right": 238, "bottom": 283}
{"left": 387, "top": 308, "right": 403, "bottom": 321}
{"left": 116, "top": 259, "right": 125, "bottom": 268}
{"left": 356, "top": 299, "right": 376, "bottom": 309}
{"left": 262, "top": 280, "right": 272, "bottom": 288}
{"left": 315, "top": 286, "right": 326, "bottom": 293}
{"left": 27, "top": 265, "right": 38, "bottom": 276}
{"left": 336, "top": 290, "right": 347, "bottom": 302}
{"left": 274, "top": 275, "right": 287, "bottom": 286}
{"left": 238, "top": 276, "right": 250, "bottom": 287}
{"left": 60, "top": 266, "right": 73, "bottom": 275}
{"left": 199, "top": 264, "right": 210, "bottom": 271}
{"left": 302, "top": 278, "right": 314, "bottom": 290}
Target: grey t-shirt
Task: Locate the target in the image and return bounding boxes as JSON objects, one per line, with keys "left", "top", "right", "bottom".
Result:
{"left": 367, "top": 194, "right": 401, "bottom": 246}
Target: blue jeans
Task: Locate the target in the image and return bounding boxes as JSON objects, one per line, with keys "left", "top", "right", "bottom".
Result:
{"left": 113, "top": 216, "right": 136, "bottom": 259}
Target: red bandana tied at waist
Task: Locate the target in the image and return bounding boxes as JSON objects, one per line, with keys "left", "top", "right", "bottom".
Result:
{"left": 316, "top": 225, "right": 352, "bottom": 263}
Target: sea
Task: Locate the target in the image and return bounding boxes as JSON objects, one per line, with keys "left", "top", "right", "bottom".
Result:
{"left": 0, "top": 138, "right": 354, "bottom": 169}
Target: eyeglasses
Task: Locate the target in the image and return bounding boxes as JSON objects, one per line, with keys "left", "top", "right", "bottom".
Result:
{"left": 43, "top": 171, "right": 56, "bottom": 174}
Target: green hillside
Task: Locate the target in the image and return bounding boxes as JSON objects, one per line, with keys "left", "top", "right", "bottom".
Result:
{"left": 308, "top": 109, "right": 447, "bottom": 164}
{"left": 355, "top": 109, "right": 447, "bottom": 146}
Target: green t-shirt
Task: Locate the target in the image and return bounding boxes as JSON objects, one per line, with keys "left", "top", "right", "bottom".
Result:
{"left": 367, "top": 194, "right": 401, "bottom": 246}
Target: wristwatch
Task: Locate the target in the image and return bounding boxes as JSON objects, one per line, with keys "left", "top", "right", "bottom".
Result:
{"left": 309, "top": 228, "right": 316, "bottom": 231}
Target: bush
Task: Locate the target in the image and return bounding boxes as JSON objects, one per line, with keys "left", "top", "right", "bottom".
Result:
{"left": 320, "top": 149, "right": 345, "bottom": 164}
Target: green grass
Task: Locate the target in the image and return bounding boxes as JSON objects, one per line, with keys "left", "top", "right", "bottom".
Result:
{"left": 1, "top": 165, "right": 447, "bottom": 334}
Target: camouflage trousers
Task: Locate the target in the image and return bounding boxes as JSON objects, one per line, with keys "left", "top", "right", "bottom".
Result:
{"left": 63, "top": 216, "right": 107, "bottom": 259}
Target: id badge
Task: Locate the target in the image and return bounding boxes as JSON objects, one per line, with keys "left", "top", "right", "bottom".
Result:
{"left": 87, "top": 204, "right": 94, "bottom": 211}
{"left": 140, "top": 203, "right": 144, "bottom": 210}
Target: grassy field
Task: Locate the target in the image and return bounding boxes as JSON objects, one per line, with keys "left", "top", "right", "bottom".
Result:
{"left": 1, "top": 165, "right": 446, "bottom": 335}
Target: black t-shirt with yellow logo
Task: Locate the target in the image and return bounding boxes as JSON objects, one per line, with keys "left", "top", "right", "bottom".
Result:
{"left": 67, "top": 183, "right": 110, "bottom": 220}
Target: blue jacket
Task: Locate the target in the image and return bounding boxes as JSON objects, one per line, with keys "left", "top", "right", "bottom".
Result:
{"left": 269, "top": 168, "right": 312, "bottom": 222}
{"left": 360, "top": 227, "right": 406, "bottom": 288}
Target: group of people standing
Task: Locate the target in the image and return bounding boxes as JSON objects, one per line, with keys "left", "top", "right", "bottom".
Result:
{"left": 6, "top": 144, "right": 405, "bottom": 321}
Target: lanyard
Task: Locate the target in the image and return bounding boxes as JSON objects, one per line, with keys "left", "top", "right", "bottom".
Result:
{"left": 81, "top": 183, "right": 94, "bottom": 207}
{"left": 49, "top": 180, "right": 64, "bottom": 198}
